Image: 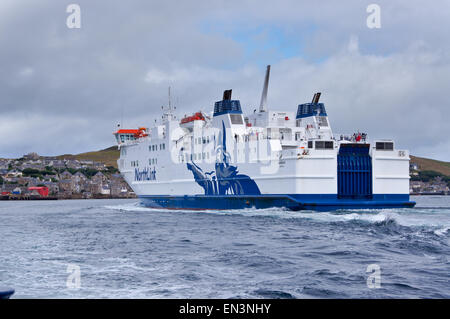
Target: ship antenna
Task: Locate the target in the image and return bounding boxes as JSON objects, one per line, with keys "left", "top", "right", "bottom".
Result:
{"left": 259, "top": 65, "right": 271, "bottom": 112}
{"left": 168, "top": 86, "right": 172, "bottom": 111}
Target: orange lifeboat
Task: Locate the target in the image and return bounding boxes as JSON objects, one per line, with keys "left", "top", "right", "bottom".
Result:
{"left": 134, "top": 127, "right": 149, "bottom": 139}
{"left": 180, "top": 112, "right": 205, "bottom": 125}
{"left": 180, "top": 112, "right": 206, "bottom": 129}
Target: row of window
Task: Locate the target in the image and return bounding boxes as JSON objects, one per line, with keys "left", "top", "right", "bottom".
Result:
{"left": 194, "top": 136, "right": 213, "bottom": 145}
{"left": 308, "top": 141, "right": 334, "bottom": 149}
{"left": 149, "top": 143, "right": 166, "bottom": 152}
{"left": 133, "top": 141, "right": 393, "bottom": 165}
{"left": 296, "top": 118, "right": 328, "bottom": 127}
{"left": 179, "top": 152, "right": 211, "bottom": 163}
{"left": 119, "top": 134, "right": 136, "bottom": 142}
{"left": 131, "top": 160, "right": 139, "bottom": 167}
{"left": 304, "top": 140, "right": 393, "bottom": 151}
{"left": 131, "top": 158, "right": 159, "bottom": 167}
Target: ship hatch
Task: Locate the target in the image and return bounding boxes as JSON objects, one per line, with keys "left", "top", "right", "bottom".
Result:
{"left": 337, "top": 144, "right": 373, "bottom": 199}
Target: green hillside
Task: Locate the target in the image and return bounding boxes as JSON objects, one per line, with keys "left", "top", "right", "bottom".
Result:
{"left": 57, "top": 146, "right": 119, "bottom": 167}
{"left": 410, "top": 155, "right": 450, "bottom": 176}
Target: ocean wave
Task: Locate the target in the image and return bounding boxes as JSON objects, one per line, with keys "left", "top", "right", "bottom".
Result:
{"left": 104, "top": 202, "right": 163, "bottom": 212}
{"left": 433, "top": 226, "right": 450, "bottom": 236}
{"left": 103, "top": 202, "right": 450, "bottom": 233}
{"left": 253, "top": 289, "right": 295, "bottom": 299}
{"left": 3, "top": 196, "right": 449, "bottom": 298}
{"left": 103, "top": 202, "right": 289, "bottom": 216}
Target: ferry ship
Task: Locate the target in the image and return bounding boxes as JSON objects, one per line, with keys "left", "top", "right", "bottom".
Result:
{"left": 114, "top": 66, "right": 415, "bottom": 211}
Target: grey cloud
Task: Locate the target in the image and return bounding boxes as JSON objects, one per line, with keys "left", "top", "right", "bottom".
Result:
{"left": 0, "top": 1, "right": 448, "bottom": 160}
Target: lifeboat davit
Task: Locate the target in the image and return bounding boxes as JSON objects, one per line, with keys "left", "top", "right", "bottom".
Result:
{"left": 180, "top": 112, "right": 205, "bottom": 129}
{"left": 134, "top": 127, "right": 149, "bottom": 139}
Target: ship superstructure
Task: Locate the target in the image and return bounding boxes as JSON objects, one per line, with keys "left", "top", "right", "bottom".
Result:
{"left": 114, "top": 66, "right": 415, "bottom": 210}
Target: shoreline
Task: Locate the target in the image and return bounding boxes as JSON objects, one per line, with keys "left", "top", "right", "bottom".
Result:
{"left": 1, "top": 194, "right": 448, "bottom": 201}
{"left": 0, "top": 195, "right": 136, "bottom": 201}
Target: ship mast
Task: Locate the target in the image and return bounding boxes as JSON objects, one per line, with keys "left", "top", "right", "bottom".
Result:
{"left": 168, "top": 86, "right": 172, "bottom": 112}
{"left": 259, "top": 65, "right": 271, "bottom": 112}
{"left": 162, "top": 86, "right": 176, "bottom": 123}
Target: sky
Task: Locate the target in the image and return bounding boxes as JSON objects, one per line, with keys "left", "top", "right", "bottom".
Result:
{"left": 0, "top": 0, "right": 449, "bottom": 160}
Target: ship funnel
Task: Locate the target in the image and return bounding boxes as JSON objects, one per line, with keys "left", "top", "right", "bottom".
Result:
{"left": 259, "top": 65, "right": 271, "bottom": 112}
{"left": 223, "top": 89, "right": 232, "bottom": 100}
{"left": 312, "top": 92, "right": 321, "bottom": 104}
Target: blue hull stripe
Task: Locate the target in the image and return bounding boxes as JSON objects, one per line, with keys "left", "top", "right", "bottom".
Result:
{"left": 139, "top": 194, "right": 415, "bottom": 211}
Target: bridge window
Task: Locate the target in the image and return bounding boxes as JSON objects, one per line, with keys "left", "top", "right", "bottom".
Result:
{"left": 376, "top": 142, "right": 394, "bottom": 150}
{"left": 230, "top": 114, "right": 244, "bottom": 125}
{"left": 316, "top": 116, "right": 328, "bottom": 127}
{"left": 315, "top": 141, "right": 334, "bottom": 149}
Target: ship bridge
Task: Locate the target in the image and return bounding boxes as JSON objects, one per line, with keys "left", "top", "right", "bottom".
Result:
{"left": 296, "top": 92, "right": 327, "bottom": 120}
{"left": 296, "top": 102, "right": 327, "bottom": 118}
{"left": 211, "top": 89, "right": 246, "bottom": 136}
{"left": 213, "top": 89, "right": 242, "bottom": 117}
{"left": 295, "top": 93, "right": 333, "bottom": 141}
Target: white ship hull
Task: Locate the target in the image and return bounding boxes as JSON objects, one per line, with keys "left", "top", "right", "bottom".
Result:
{"left": 114, "top": 68, "right": 415, "bottom": 210}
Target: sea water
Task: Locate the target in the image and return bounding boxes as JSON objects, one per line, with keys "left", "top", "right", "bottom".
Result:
{"left": 0, "top": 196, "right": 448, "bottom": 298}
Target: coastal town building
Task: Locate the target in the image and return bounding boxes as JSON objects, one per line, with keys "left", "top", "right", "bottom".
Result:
{"left": 0, "top": 152, "right": 134, "bottom": 199}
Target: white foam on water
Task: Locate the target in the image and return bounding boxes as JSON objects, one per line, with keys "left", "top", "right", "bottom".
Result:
{"left": 103, "top": 201, "right": 230, "bottom": 215}
{"left": 434, "top": 227, "right": 450, "bottom": 236}
{"left": 103, "top": 201, "right": 450, "bottom": 231}
{"left": 104, "top": 202, "right": 163, "bottom": 212}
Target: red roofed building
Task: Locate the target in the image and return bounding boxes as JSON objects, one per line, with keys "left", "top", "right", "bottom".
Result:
{"left": 28, "top": 186, "right": 49, "bottom": 197}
